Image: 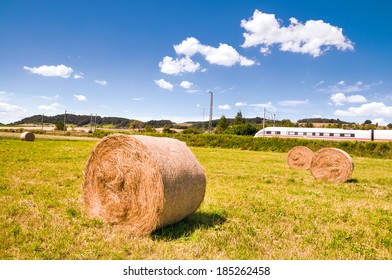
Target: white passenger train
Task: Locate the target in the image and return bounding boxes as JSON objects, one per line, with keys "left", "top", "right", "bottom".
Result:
{"left": 255, "top": 127, "right": 392, "bottom": 141}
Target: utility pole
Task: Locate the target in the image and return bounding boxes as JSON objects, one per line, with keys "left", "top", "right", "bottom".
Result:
{"left": 94, "top": 114, "right": 97, "bottom": 132}
{"left": 90, "top": 114, "right": 93, "bottom": 132}
{"left": 263, "top": 108, "right": 266, "bottom": 136}
{"left": 64, "top": 110, "right": 67, "bottom": 132}
{"left": 208, "top": 91, "right": 213, "bottom": 133}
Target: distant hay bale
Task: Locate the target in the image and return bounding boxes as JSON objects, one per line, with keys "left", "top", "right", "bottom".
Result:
{"left": 20, "top": 132, "right": 35, "bottom": 141}
{"left": 310, "top": 148, "right": 354, "bottom": 183}
{"left": 287, "top": 146, "right": 313, "bottom": 170}
{"left": 83, "top": 134, "right": 206, "bottom": 236}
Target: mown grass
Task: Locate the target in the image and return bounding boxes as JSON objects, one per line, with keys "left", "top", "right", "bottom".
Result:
{"left": 0, "top": 137, "right": 391, "bottom": 259}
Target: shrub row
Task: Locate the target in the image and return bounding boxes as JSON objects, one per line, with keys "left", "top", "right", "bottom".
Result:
{"left": 89, "top": 130, "right": 392, "bottom": 159}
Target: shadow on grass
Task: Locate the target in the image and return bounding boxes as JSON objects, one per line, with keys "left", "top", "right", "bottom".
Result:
{"left": 152, "top": 211, "right": 226, "bottom": 240}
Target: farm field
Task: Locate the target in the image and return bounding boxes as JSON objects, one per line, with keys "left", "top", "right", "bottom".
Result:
{"left": 0, "top": 136, "right": 392, "bottom": 259}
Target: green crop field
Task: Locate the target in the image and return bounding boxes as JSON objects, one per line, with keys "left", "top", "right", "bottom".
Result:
{"left": 0, "top": 136, "right": 391, "bottom": 260}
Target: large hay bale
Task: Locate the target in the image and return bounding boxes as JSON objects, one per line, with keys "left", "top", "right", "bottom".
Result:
{"left": 287, "top": 146, "right": 313, "bottom": 170}
{"left": 310, "top": 148, "right": 354, "bottom": 183}
{"left": 20, "top": 132, "right": 35, "bottom": 141}
{"left": 83, "top": 134, "right": 206, "bottom": 235}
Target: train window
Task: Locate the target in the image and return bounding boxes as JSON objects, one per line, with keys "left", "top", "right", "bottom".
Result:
{"left": 329, "top": 133, "right": 334, "bottom": 136}
{"left": 312, "top": 132, "right": 316, "bottom": 136}
{"left": 319, "top": 133, "right": 324, "bottom": 136}
{"left": 340, "top": 133, "right": 345, "bottom": 137}
{"left": 276, "top": 131, "right": 281, "bottom": 135}
{"left": 351, "top": 134, "right": 355, "bottom": 137}
{"left": 266, "top": 131, "right": 271, "bottom": 134}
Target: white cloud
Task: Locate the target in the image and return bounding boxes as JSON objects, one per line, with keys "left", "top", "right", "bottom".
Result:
{"left": 0, "top": 101, "right": 25, "bottom": 113}
{"left": 327, "top": 81, "right": 381, "bottom": 93}
{"left": 334, "top": 102, "right": 392, "bottom": 118}
{"left": 73, "top": 95, "right": 87, "bottom": 102}
{"left": 372, "top": 118, "right": 388, "bottom": 126}
{"left": 0, "top": 90, "right": 14, "bottom": 101}
{"left": 0, "top": 101, "right": 27, "bottom": 124}
{"left": 278, "top": 99, "right": 309, "bottom": 107}
{"left": 241, "top": 9, "right": 354, "bottom": 57}
{"left": 74, "top": 73, "right": 84, "bottom": 79}
{"left": 180, "top": 81, "right": 193, "bottom": 89}
{"left": 38, "top": 102, "right": 61, "bottom": 111}
{"left": 330, "top": 92, "right": 367, "bottom": 106}
{"left": 132, "top": 97, "right": 144, "bottom": 101}
{"left": 173, "top": 37, "right": 256, "bottom": 68}
{"left": 250, "top": 102, "right": 275, "bottom": 110}
{"left": 235, "top": 102, "right": 247, "bottom": 106}
{"left": 23, "top": 64, "right": 74, "bottom": 78}
{"left": 154, "top": 79, "right": 173, "bottom": 91}
{"left": 218, "top": 104, "right": 231, "bottom": 110}
{"left": 35, "top": 94, "right": 60, "bottom": 101}
{"left": 95, "top": 80, "right": 108, "bottom": 86}
{"left": 159, "top": 56, "right": 201, "bottom": 75}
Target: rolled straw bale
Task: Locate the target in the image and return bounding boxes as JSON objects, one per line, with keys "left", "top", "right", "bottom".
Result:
{"left": 83, "top": 134, "right": 206, "bottom": 235}
{"left": 287, "top": 146, "right": 313, "bottom": 170}
{"left": 310, "top": 148, "right": 354, "bottom": 183}
{"left": 20, "top": 132, "right": 35, "bottom": 141}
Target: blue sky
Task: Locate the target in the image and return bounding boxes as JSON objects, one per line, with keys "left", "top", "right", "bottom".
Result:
{"left": 1, "top": 0, "right": 392, "bottom": 125}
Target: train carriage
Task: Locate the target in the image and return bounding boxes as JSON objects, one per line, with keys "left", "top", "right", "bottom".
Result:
{"left": 254, "top": 127, "right": 392, "bottom": 141}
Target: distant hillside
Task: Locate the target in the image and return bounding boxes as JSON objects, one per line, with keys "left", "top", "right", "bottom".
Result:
{"left": 12, "top": 114, "right": 134, "bottom": 128}
{"left": 11, "top": 114, "right": 177, "bottom": 128}
{"left": 297, "top": 118, "right": 354, "bottom": 124}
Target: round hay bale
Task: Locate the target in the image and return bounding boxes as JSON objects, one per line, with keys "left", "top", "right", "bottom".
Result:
{"left": 310, "top": 148, "right": 354, "bottom": 183}
{"left": 287, "top": 146, "right": 313, "bottom": 170}
{"left": 20, "top": 132, "right": 35, "bottom": 141}
{"left": 83, "top": 134, "right": 206, "bottom": 235}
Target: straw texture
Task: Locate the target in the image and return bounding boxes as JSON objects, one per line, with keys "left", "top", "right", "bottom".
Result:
{"left": 310, "top": 148, "right": 354, "bottom": 183}
{"left": 287, "top": 146, "right": 314, "bottom": 170}
{"left": 83, "top": 134, "right": 206, "bottom": 235}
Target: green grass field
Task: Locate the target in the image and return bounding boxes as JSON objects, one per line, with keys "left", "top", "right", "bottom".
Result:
{"left": 1, "top": 136, "right": 391, "bottom": 259}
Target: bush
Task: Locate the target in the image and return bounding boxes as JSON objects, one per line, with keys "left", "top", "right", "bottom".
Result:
{"left": 225, "top": 124, "right": 258, "bottom": 136}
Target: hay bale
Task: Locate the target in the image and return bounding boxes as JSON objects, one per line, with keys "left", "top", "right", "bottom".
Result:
{"left": 310, "top": 148, "right": 354, "bottom": 183}
{"left": 83, "top": 134, "right": 206, "bottom": 235}
{"left": 287, "top": 146, "right": 313, "bottom": 170}
{"left": 20, "top": 132, "right": 35, "bottom": 141}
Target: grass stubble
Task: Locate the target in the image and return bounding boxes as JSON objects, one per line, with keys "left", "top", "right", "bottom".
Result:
{"left": 0, "top": 137, "right": 391, "bottom": 259}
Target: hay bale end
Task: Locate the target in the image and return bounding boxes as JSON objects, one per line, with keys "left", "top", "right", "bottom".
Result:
{"left": 310, "top": 148, "right": 354, "bottom": 183}
{"left": 287, "top": 146, "right": 313, "bottom": 170}
{"left": 20, "top": 132, "right": 35, "bottom": 141}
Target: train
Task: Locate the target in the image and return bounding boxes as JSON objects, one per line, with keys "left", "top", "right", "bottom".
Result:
{"left": 254, "top": 127, "right": 392, "bottom": 141}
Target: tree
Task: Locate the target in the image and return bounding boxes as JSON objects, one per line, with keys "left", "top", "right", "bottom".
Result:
{"left": 130, "top": 120, "right": 143, "bottom": 131}
{"left": 215, "top": 115, "right": 229, "bottom": 133}
{"left": 55, "top": 121, "right": 65, "bottom": 131}
{"left": 364, "top": 120, "right": 372, "bottom": 125}
{"left": 234, "top": 111, "right": 246, "bottom": 125}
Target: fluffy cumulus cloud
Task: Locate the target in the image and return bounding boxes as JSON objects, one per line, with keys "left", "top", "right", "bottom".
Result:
{"left": 241, "top": 9, "right": 354, "bottom": 57}
{"left": 154, "top": 79, "right": 173, "bottom": 91}
{"left": 159, "top": 56, "right": 201, "bottom": 75}
{"left": 330, "top": 92, "right": 367, "bottom": 106}
{"left": 95, "top": 80, "right": 108, "bottom": 86}
{"left": 73, "top": 94, "right": 87, "bottom": 102}
{"left": 24, "top": 64, "right": 74, "bottom": 78}
{"left": 334, "top": 102, "right": 392, "bottom": 118}
{"left": 159, "top": 37, "right": 255, "bottom": 75}
{"left": 180, "top": 81, "right": 193, "bottom": 89}
{"left": 174, "top": 37, "right": 255, "bottom": 67}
